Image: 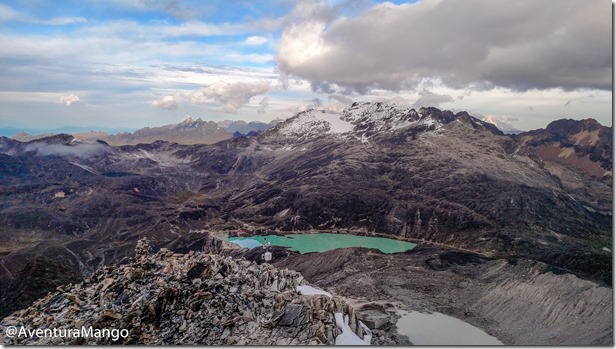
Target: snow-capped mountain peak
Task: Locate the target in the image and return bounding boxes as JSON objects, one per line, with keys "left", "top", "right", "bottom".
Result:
{"left": 270, "top": 102, "right": 504, "bottom": 147}
{"left": 481, "top": 115, "right": 524, "bottom": 134}
{"left": 267, "top": 102, "right": 444, "bottom": 148}
{"left": 340, "top": 102, "right": 447, "bottom": 141}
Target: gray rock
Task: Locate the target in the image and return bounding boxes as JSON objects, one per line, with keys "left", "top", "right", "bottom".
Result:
{"left": 357, "top": 307, "right": 392, "bottom": 329}
{"left": 279, "top": 304, "right": 307, "bottom": 327}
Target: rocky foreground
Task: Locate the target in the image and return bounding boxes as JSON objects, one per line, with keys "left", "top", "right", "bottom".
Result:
{"left": 0, "top": 239, "right": 372, "bottom": 345}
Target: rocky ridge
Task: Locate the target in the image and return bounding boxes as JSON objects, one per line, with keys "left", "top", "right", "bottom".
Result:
{"left": 1, "top": 238, "right": 372, "bottom": 345}
{"left": 104, "top": 118, "right": 232, "bottom": 146}
{"left": 218, "top": 119, "right": 280, "bottom": 135}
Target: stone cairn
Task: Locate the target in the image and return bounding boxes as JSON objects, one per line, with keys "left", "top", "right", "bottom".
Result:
{"left": 1, "top": 238, "right": 369, "bottom": 345}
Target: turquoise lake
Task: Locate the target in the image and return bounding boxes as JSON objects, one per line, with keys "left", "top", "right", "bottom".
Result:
{"left": 226, "top": 233, "right": 416, "bottom": 254}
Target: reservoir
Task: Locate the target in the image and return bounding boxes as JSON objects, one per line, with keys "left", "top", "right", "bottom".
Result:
{"left": 396, "top": 310, "right": 503, "bottom": 345}
{"left": 226, "top": 233, "right": 416, "bottom": 254}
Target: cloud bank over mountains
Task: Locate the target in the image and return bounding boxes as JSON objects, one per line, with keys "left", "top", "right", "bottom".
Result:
{"left": 276, "top": 0, "right": 611, "bottom": 94}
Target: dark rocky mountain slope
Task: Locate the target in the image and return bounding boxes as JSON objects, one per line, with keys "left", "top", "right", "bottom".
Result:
{"left": 513, "top": 118, "right": 612, "bottom": 215}
{"left": 0, "top": 102, "right": 611, "bottom": 321}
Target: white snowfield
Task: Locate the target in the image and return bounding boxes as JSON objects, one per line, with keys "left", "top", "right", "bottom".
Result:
{"left": 296, "top": 285, "right": 371, "bottom": 345}
{"left": 296, "top": 285, "right": 333, "bottom": 298}
{"left": 319, "top": 113, "right": 355, "bottom": 134}
{"left": 334, "top": 313, "right": 372, "bottom": 345}
{"left": 277, "top": 110, "right": 354, "bottom": 138}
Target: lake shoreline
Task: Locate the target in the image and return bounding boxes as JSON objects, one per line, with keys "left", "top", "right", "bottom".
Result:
{"left": 226, "top": 233, "right": 417, "bottom": 254}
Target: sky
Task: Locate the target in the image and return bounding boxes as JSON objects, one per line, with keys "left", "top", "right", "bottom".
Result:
{"left": 0, "top": 0, "right": 612, "bottom": 133}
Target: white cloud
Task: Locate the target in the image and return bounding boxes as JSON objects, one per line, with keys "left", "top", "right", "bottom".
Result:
{"left": 257, "top": 96, "right": 270, "bottom": 114}
{"left": 481, "top": 115, "right": 523, "bottom": 133}
{"left": 158, "top": 20, "right": 246, "bottom": 37}
{"left": 277, "top": 21, "right": 330, "bottom": 74}
{"left": 328, "top": 94, "right": 353, "bottom": 105}
{"left": 0, "top": 91, "right": 71, "bottom": 103}
{"left": 0, "top": 3, "right": 21, "bottom": 22}
{"left": 189, "top": 81, "right": 270, "bottom": 114}
{"left": 60, "top": 94, "right": 80, "bottom": 106}
{"left": 37, "top": 17, "right": 88, "bottom": 25}
{"left": 275, "top": 0, "right": 611, "bottom": 93}
{"left": 293, "top": 97, "right": 347, "bottom": 115}
{"left": 24, "top": 141, "right": 109, "bottom": 159}
{"left": 387, "top": 95, "right": 411, "bottom": 107}
{"left": 243, "top": 36, "right": 269, "bottom": 46}
{"left": 412, "top": 89, "right": 454, "bottom": 108}
{"left": 256, "top": 1, "right": 338, "bottom": 32}
{"left": 0, "top": 26, "right": 273, "bottom": 67}
{"left": 320, "top": 102, "right": 346, "bottom": 114}
{"left": 0, "top": 4, "right": 85, "bottom": 25}
{"left": 152, "top": 95, "right": 179, "bottom": 110}
{"left": 224, "top": 53, "right": 273, "bottom": 64}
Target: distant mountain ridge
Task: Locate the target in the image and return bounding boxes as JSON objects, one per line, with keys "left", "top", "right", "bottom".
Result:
{"left": 1, "top": 126, "right": 134, "bottom": 139}
{"left": 218, "top": 119, "right": 281, "bottom": 135}
{"left": 11, "top": 118, "right": 281, "bottom": 145}
{"left": 103, "top": 117, "right": 231, "bottom": 145}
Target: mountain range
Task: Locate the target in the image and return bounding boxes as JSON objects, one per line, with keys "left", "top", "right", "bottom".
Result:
{"left": 0, "top": 102, "right": 611, "bottom": 343}
{"left": 9, "top": 118, "right": 281, "bottom": 145}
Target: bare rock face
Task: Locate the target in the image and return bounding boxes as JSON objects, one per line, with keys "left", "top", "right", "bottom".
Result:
{"left": 513, "top": 118, "right": 612, "bottom": 216}
{"left": 0, "top": 239, "right": 368, "bottom": 345}
{"left": 516, "top": 118, "right": 612, "bottom": 174}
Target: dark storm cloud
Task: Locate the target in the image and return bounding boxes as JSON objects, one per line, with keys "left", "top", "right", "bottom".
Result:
{"left": 276, "top": 0, "right": 611, "bottom": 93}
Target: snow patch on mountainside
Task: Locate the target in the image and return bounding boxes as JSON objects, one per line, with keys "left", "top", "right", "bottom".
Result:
{"left": 343, "top": 102, "right": 416, "bottom": 131}
{"left": 277, "top": 111, "right": 329, "bottom": 138}
{"left": 297, "top": 285, "right": 332, "bottom": 298}
{"left": 334, "top": 313, "right": 371, "bottom": 345}
{"left": 277, "top": 110, "right": 354, "bottom": 138}
{"left": 341, "top": 102, "right": 444, "bottom": 142}
{"left": 322, "top": 114, "right": 355, "bottom": 134}
{"left": 115, "top": 148, "right": 192, "bottom": 167}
